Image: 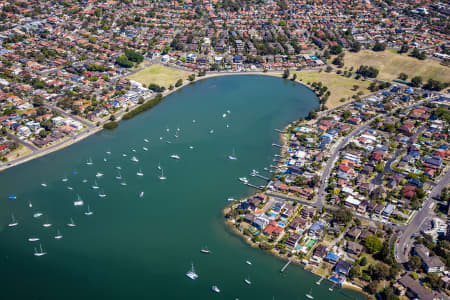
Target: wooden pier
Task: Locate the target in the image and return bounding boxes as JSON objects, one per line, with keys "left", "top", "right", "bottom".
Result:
{"left": 274, "top": 129, "right": 286, "bottom": 133}
{"left": 272, "top": 143, "right": 283, "bottom": 148}
{"left": 280, "top": 259, "right": 292, "bottom": 273}
{"left": 244, "top": 183, "right": 264, "bottom": 190}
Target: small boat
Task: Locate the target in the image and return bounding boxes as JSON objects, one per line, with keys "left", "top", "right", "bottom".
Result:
{"left": 42, "top": 223, "right": 52, "bottom": 228}
{"left": 227, "top": 197, "right": 235, "bottom": 202}
{"left": 116, "top": 172, "right": 122, "bottom": 180}
{"left": 166, "top": 128, "right": 170, "bottom": 132}
{"left": 192, "top": 120, "right": 196, "bottom": 123}
{"left": 86, "top": 158, "right": 93, "bottom": 165}
{"left": 98, "top": 189, "right": 107, "bottom": 198}
{"left": 41, "top": 183, "right": 47, "bottom": 187}
{"left": 120, "top": 182, "right": 127, "bottom": 186}
{"left": 209, "top": 129, "right": 214, "bottom": 134}
{"left": 67, "top": 218, "right": 76, "bottom": 227}
{"left": 186, "top": 263, "right": 198, "bottom": 280}
{"left": 33, "top": 244, "right": 47, "bottom": 257}
{"left": 143, "top": 147, "right": 148, "bottom": 151}
{"left": 228, "top": 148, "right": 237, "bottom": 160}
{"left": 74, "top": 195, "right": 84, "bottom": 206}
{"left": 227, "top": 110, "right": 231, "bottom": 114}
{"left": 67, "top": 186, "right": 73, "bottom": 190}
{"left": 316, "top": 277, "right": 324, "bottom": 285}
{"left": 329, "top": 283, "right": 336, "bottom": 292}
{"left": 246, "top": 260, "right": 252, "bottom": 265}
{"left": 239, "top": 177, "right": 248, "bottom": 184}
{"left": 137, "top": 169, "right": 144, "bottom": 176}
{"left": 166, "top": 141, "right": 172, "bottom": 144}
{"left": 144, "top": 139, "right": 149, "bottom": 143}
{"left": 306, "top": 289, "right": 314, "bottom": 299}
{"left": 177, "top": 128, "right": 180, "bottom": 132}
{"left": 158, "top": 168, "right": 167, "bottom": 180}
{"left": 226, "top": 124, "right": 230, "bottom": 128}
{"left": 28, "top": 201, "right": 32, "bottom": 208}
{"left": 174, "top": 134, "right": 179, "bottom": 139}
{"left": 244, "top": 278, "right": 252, "bottom": 285}
{"left": 122, "top": 153, "right": 127, "bottom": 157}
{"left": 211, "top": 286, "right": 220, "bottom": 293}
{"left": 103, "top": 158, "right": 107, "bottom": 162}
{"left": 92, "top": 181, "right": 99, "bottom": 190}
{"left": 189, "top": 146, "right": 194, "bottom": 150}
{"left": 157, "top": 162, "right": 161, "bottom": 170}
{"left": 8, "top": 195, "right": 16, "bottom": 200}
{"left": 28, "top": 237, "right": 40, "bottom": 242}
{"left": 170, "top": 154, "right": 180, "bottom": 160}
{"left": 96, "top": 172, "right": 104, "bottom": 178}
{"left": 159, "top": 137, "right": 163, "bottom": 140}
{"left": 131, "top": 149, "right": 136, "bottom": 153}
{"left": 222, "top": 113, "right": 227, "bottom": 118}
{"left": 85, "top": 205, "right": 93, "bottom": 216}
{"left": 33, "top": 212, "right": 43, "bottom": 218}
{"left": 62, "top": 177, "right": 68, "bottom": 182}
{"left": 116, "top": 166, "right": 122, "bottom": 170}
{"left": 54, "top": 229, "right": 63, "bottom": 239}
{"left": 139, "top": 191, "right": 144, "bottom": 198}
{"left": 8, "top": 214, "right": 18, "bottom": 227}
{"left": 106, "top": 151, "right": 111, "bottom": 155}
{"left": 82, "top": 179, "right": 88, "bottom": 183}
{"left": 131, "top": 156, "right": 139, "bottom": 162}
{"left": 200, "top": 246, "right": 210, "bottom": 254}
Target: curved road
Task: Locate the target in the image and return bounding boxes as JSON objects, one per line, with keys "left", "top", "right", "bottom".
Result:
{"left": 395, "top": 168, "right": 450, "bottom": 263}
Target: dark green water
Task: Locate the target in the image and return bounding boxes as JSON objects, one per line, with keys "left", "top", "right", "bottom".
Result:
{"left": 0, "top": 75, "right": 365, "bottom": 300}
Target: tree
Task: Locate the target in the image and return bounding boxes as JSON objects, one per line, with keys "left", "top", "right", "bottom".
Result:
{"left": 282, "top": 69, "right": 290, "bottom": 79}
{"left": 351, "top": 41, "right": 361, "bottom": 52}
{"left": 380, "top": 287, "right": 400, "bottom": 300}
{"left": 372, "top": 42, "right": 386, "bottom": 52}
{"left": 356, "top": 65, "right": 379, "bottom": 78}
{"left": 342, "top": 110, "right": 352, "bottom": 120}
{"left": 365, "top": 236, "right": 383, "bottom": 254}
{"left": 291, "top": 73, "right": 297, "bottom": 81}
{"left": 423, "top": 79, "right": 449, "bottom": 91}
{"left": 398, "top": 73, "right": 408, "bottom": 81}
{"left": 375, "top": 163, "right": 384, "bottom": 173}
{"left": 175, "top": 79, "right": 183, "bottom": 87}
{"left": 348, "top": 265, "right": 361, "bottom": 280}
{"left": 398, "top": 44, "right": 409, "bottom": 54}
{"left": 188, "top": 74, "right": 195, "bottom": 81}
{"left": 410, "top": 76, "right": 423, "bottom": 87}
{"left": 329, "top": 45, "right": 343, "bottom": 55}
{"left": 408, "top": 255, "right": 422, "bottom": 270}
{"left": 116, "top": 55, "right": 133, "bottom": 68}
{"left": 360, "top": 256, "right": 368, "bottom": 266}
{"left": 366, "top": 280, "right": 379, "bottom": 294}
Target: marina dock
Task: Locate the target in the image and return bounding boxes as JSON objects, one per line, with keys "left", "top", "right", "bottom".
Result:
{"left": 280, "top": 259, "right": 292, "bottom": 273}
{"left": 244, "top": 183, "right": 264, "bottom": 190}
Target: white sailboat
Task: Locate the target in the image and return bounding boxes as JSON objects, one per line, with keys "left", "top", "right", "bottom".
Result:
{"left": 106, "top": 151, "right": 111, "bottom": 155}
{"left": 54, "top": 229, "right": 63, "bottom": 239}
{"left": 84, "top": 205, "right": 93, "bottom": 216}
{"left": 245, "top": 260, "right": 252, "bottom": 266}
{"left": 228, "top": 148, "right": 237, "bottom": 160}
{"left": 86, "top": 157, "right": 93, "bottom": 165}
{"left": 200, "top": 245, "right": 210, "bottom": 254}
{"left": 209, "top": 129, "right": 214, "bottom": 134}
{"left": 143, "top": 147, "right": 148, "bottom": 151}
{"left": 170, "top": 154, "right": 180, "bottom": 160}
{"left": 158, "top": 168, "right": 167, "bottom": 180}
{"left": 8, "top": 214, "right": 18, "bottom": 227}
{"left": 28, "top": 201, "right": 32, "bottom": 208}
{"left": 227, "top": 110, "right": 231, "bottom": 114}
{"left": 96, "top": 172, "right": 104, "bottom": 178}
{"left": 33, "top": 244, "right": 47, "bottom": 257}
{"left": 33, "top": 212, "right": 43, "bottom": 218}
{"left": 42, "top": 222, "right": 52, "bottom": 228}
{"left": 82, "top": 179, "right": 88, "bottom": 183}
{"left": 74, "top": 195, "right": 84, "bottom": 206}
{"left": 157, "top": 162, "right": 161, "bottom": 170}
{"left": 104, "top": 158, "right": 107, "bottom": 162}
{"left": 122, "top": 153, "right": 127, "bottom": 157}
{"left": 139, "top": 191, "right": 144, "bottom": 198}
{"left": 67, "top": 186, "right": 73, "bottom": 190}
{"left": 244, "top": 277, "right": 252, "bottom": 285}
{"left": 306, "top": 289, "right": 314, "bottom": 299}
{"left": 192, "top": 119, "right": 196, "bottom": 123}
{"left": 186, "top": 263, "right": 198, "bottom": 280}
{"left": 116, "top": 166, "right": 122, "bottom": 170}
{"left": 41, "top": 183, "right": 47, "bottom": 187}
{"left": 189, "top": 146, "right": 194, "bottom": 150}
{"left": 131, "top": 156, "right": 139, "bottom": 162}
{"left": 116, "top": 171, "right": 122, "bottom": 180}
{"left": 28, "top": 237, "right": 40, "bottom": 242}
{"left": 131, "top": 149, "right": 136, "bottom": 153}
{"left": 137, "top": 169, "right": 144, "bottom": 176}
{"left": 62, "top": 177, "right": 68, "bottom": 182}
{"left": 222, "top": 113, "right": 227, "bottom": 118}
{"left": 120, "top": 182, "right": 127, "bottom": 186}
{"left": 92, "top": 180, "right": 99, "bottom": 190}
{"left": 67, "top": 217, "right": 76, "bottom": 227}
{"left": 144, "top": 139, "right": 149, "bottom": 143}
{"left": 98, "top": 189, "right": 107, "bottom": 198}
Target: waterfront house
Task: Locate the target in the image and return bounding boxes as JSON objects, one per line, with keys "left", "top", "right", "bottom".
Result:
{"left": 346, "top": 241, "right": 363, "bottom": 256}
{"left": 414, "top": 244, "right": 445, "bottom": 273}
{"left": 334, "top": 260, "right": 352, "bottom": 276}
{"left": 308, "top": 221, "right": 325, "bottom": 237}
{"left": 325, "top": 251, "right": 340, "bottom": 264}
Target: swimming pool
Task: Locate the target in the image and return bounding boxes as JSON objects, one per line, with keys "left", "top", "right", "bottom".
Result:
{"left": 277, "top": 222, "right": 285, "bottom": 227}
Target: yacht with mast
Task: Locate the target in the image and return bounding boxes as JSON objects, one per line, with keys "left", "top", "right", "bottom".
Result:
{"left": 98, "top": 189, "right": 107, "bottom": 198}
{"left": 137, "top": 169, "right": 144, "bottom": 176}
{"left": 74, "top": 195, "right": 84, "bottom": 206}
{"left": 305, "top": 289, "right": 314, "bottom": 299}
{"left": 86, "top": 157, "right": 93, "bottom": 165}
{"left": 186, "top": 263, "right": 198, "bottom": 280}
{"left": 84, "top": 205, "right": 93, "bottom": 216}
{"left": 8, "top": 214, "right": 18, "bottom": 227}
{"left": 92, "top": 180, "right": 99, "bottom": 189}
{"left": 170, "top": 154, "right": 180, "bottom": 160}
{"left": 228, "top": 148, "right": 237, "bottom": 160}
{"left": 200, "top": 246, "right": 211, "bottom": 254}
{"left": 33, "top": 244, "right": 47, "bottom": 257}
{"left": 211, "top": 286, "right": 220, "bottom": 293}
{"left": 67, "top": 218, "right": 76, "bottom": 227}
{"left": 158, "top": 168, "right": 166, "bottom": 180}
{"left": 54, "top": 229, "right": 63, "bottom": 239}
{"left": 28, "top": 237, "right": 40, "bottom": 242}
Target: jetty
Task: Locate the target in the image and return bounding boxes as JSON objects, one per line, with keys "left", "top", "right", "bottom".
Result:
{"left": 280, "top": 259, "right": 292, "bottom": 273}
{"left": 272, "top": 143, "right": 283, "bottom": 148}
{"left": 274, "top": 129, "right": 286, "bottom": 133}
{"left": 254, "top": 174, "right": 269, "bottom": 180}
{"left": 245, "top": 183, "right": 264, "bottom": 190}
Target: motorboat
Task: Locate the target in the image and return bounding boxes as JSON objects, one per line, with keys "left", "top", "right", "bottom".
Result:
{"left": 211, "top": 286, "right": 220, "bottom": 293}
{"left": 28, "top": 237, "right": 40, "bottom": 242}
{"left": 131, "top": 156, "right": 139, "bottom": 162}
{"left": 33, "top": 212, "right": 43, "bottom": 218}
{"left": 170, "top": 154, "right": 180, "bottom": 160}
{"left": 96, "top": 172, "right": 104, "bottom": 178}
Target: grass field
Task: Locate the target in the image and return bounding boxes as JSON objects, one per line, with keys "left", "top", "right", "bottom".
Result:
{"left": 5, "top": 144, "right": 32, "bottom": 161}
{"left": 293, "top": 70, "right": 371, "bottom": 108}
{"left": 342, "top": 50, "right": 450, "bottom": 82}
{"left": 127, "top": 64, "right": 191, "bottom": 88}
